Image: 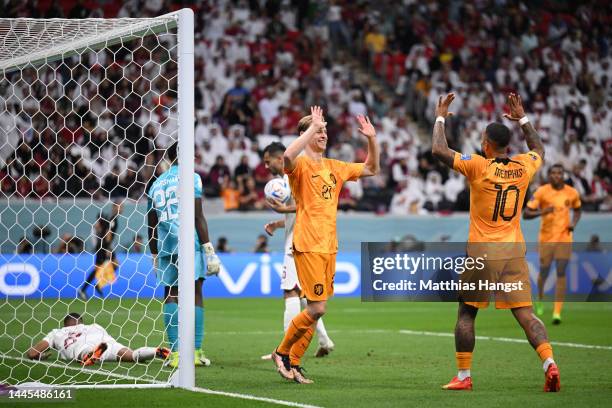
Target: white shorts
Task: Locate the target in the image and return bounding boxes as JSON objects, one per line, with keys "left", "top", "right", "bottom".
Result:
{"left": 280, "top": 252, "right": 300, "bottom": 291}
{"left": 100, "top": 341, "right": 127, "bottom": 362}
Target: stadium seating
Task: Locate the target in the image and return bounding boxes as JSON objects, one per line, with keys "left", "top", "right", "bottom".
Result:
{"left": 0, "top": 0, "right": 610, "bottom": 215}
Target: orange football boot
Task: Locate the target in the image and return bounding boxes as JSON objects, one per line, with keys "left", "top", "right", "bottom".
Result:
{"left": 442, "top": 376, "right": 473, "bottom": 391}
{"left": 81, "top": 343, "right": 107, "bottom": 366}
{"left": 544, "top": 364, "right": 560, "bottom": 392}
{"left": 155, "top": 347, "right": 171, "bottom": 360}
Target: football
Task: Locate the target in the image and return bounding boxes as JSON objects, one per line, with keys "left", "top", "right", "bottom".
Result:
{"left": 264, "top": 178, "right": 290, "bottom": 204}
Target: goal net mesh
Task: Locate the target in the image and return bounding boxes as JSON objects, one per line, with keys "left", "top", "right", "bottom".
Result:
{"left": 0, "top": 14, "right": 181, "bottom": 387}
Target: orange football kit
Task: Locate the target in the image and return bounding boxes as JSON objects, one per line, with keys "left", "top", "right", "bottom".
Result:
{"left": 453, "top": 151, "right": 542, "bottom": 309}
{"left": 287, "top": 155, "right": 364, "bottom": 301}
{"left": 527, "top": 183, "right": 581, "bottom": 265}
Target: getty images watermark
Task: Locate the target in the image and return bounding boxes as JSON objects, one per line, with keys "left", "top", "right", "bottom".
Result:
{"left": 360, "top": 242, "right": 612, "bottom": 302}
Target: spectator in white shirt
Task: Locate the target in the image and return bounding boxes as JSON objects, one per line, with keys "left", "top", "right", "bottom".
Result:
{"left": 195, "top": 112, "right": 211, "bottom": 146}
{"left": 208, "top": 124, "right": 228, "bottom": 157}
{"left": 258, "top": 88, "right": 280, "bottom": 133}
{"left": 424, "top": 171, "right": 444, "bottom": 210}
{"left": 444, "top": 171, "right": 464, "bottom": 204}
{"left": 389, "top": 179, "right": 427, "bottom": 215}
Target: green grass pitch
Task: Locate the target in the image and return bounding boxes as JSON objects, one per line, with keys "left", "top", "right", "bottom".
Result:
{"left": 1, "top": 298, "right": 611, "bottom": 407}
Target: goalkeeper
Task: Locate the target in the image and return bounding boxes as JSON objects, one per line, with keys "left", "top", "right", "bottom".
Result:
{"left": 27, "top": 313, "right": 170, "bottom": 366}
{"left": 147, "top": 142, "right": 221, "bottom": 368}
{"left": 77, "top": 202, "right": 122, "bottom": 300}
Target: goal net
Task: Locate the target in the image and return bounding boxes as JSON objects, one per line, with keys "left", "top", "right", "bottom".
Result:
{"left": 0, "top": 10, "right": 195, "bottom": 389}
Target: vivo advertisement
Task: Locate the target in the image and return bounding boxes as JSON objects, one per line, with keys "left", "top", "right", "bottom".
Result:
{"left": 0, "top": 253, "right": 361, "bottom": 299}
{"left": 0, "top": 251, "right": 610, "bottom": 299}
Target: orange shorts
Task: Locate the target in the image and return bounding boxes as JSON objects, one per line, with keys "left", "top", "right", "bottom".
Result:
{"left": 293, "top": 251, "right": 336, "bottom": 301}
{"left": 539, "top": 242, "right": 572, "bottom": 266}
{"left": 461, "top": 257, "right": 532, "bottom": 309}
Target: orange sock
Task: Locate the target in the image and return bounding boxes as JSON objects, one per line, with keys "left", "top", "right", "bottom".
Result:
{"left": 277, "top": 310, "right": 315, "bottom": 355}
{"left": 553, "top": 301, "right": 563, "bottom": 316}
{"left": 455, "top": 352, "right": 472, "bottom": 370}
{"left": 554, "top": 276, "right": 566, "bottom": 315}
{"left": 535, "top": 342, "right": 554, "bottom": 362}
{"left": 289, "top": 324, "right": 315, "bottom": 366}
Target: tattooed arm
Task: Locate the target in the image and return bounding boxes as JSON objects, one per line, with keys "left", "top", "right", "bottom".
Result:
{"left": 503, "top": 93, "right": 545, "bottom": 160}
{"left": 431, "top": 93, "right": 457, "bottom": 169}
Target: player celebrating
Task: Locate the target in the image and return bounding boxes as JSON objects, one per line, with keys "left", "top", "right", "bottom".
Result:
{"left": 524, "top": 164, "right": 582, "bottom": 324}
{"left": 262, "top": 142, "right": 335, "bottom": 360}
{"left": 27, "top": 313, "right": 169, "bottom": 365}
{"left": 147, "top": 142, "right": 221, "bottom": 368}
{"left": 432, "top": 93, "right": 560, "bottom": 392}
{"left": 270, "top": 106, "right": 379, "bottom": 384}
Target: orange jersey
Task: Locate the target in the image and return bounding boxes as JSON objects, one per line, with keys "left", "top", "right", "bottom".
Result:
{"left": 527, "top": 184, "right": 581, "bottom": 243}
{"left": 287, "top": 155, "right": 364, "bottom": 253}
{"left": 453, "top": 151, "right": 542, "bottom": 245}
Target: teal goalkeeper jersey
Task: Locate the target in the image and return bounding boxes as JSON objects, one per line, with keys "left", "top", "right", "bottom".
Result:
{"left": 147, "top": 165, "right": 203, "bottom": 257}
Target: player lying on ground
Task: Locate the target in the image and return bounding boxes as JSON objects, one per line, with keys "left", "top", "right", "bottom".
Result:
{"left": 270, "top": 106, "right": 379, "bottom": 384}
{"left": 524, "top": 163, "right": 581, "bottom": 324}
{"left": 147, "top": 142, "right": 221, "bottom": 368}
{"left": 26, "top": 313, "right": 169, "bottom": 366}
{"left": 261, "top": 142, "right": 335, "bottom": 360}
{"left": 432, "top": 92, "right": 560, "bottom": 392}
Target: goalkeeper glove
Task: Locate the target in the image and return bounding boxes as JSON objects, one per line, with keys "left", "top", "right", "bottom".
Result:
{"left": 152, "top": 255, "right": 158, "bottom": 271}
{"left": 202, "top": 242, "right": 221, "bottom": 276}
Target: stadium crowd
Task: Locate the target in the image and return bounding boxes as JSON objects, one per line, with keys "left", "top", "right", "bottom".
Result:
{"left": 0, "top": 0, "right": 610, "bottom": 214}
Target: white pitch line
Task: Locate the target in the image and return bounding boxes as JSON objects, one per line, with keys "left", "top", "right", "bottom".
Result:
{"left": 190, "top": 387, "right": 323, "bottom": 408}
{"left": 398, "top": 329, "right": 612, "bottom": 350}
{"left": 205, "top": 329, "right": 390, "bottom": 336}
{"left": 1, "top": 355, "right": 323, "bottom": 408}
{"left": 1, "top": 354, "right": 166, "bottom": 383}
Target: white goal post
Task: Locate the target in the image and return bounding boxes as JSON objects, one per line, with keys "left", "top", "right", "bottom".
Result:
{"left": 0, "top": 8, "right": 195, "bottom": 390}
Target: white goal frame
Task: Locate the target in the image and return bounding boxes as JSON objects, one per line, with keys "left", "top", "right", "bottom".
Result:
{"left": 0, "top": 8, "right": 196, "bottom": 390}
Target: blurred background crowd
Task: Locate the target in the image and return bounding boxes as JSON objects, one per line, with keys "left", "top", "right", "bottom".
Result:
{"left": 1, "top": 0, "right": 610, "bottom": 216}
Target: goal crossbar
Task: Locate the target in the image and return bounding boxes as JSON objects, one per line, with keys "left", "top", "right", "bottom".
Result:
{"left": 0, "top": 12, "right": 179, "bottom": 72}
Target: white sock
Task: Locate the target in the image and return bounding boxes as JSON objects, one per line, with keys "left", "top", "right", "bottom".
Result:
{"left": 299, "top": 298, "right": 332, "bottom": 346}
{"left": 315, "top": 318, "right": 331, "bottom": 346}
{"left": 133, "top": 347, "right": 156, "bottom": 363}
{"left": 283, "top": 296, "right": 301, "bottom": 332}
{"left": 543, "top": 357, "right": 555, "bottom": 372}
{"left": 457, "top": 369, "right": 471, "bottom": 381}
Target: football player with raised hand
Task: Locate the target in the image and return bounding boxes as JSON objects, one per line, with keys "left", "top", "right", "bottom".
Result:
{"left": 432, "top": 93, "right": 560, "bottom": 392}
{"left": 261, "top": 142, "right": 335, "bottom": 362}
{"left": 270, "top": 106, "right": 380, "bottom": 384}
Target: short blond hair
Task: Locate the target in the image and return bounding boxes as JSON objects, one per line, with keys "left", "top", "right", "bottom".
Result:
{"left": 297, "top": 115, "right": 312, "bottom": 134}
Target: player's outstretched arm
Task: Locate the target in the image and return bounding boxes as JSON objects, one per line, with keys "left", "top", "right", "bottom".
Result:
{"left": 356, "top": 115, "right": 380, "bottom": 177}
{"left": 27, "top": 340, "right": 50, "bottom": 360}
{"left": 503, "top": 92, "right": 545, "bottom": 160}
{"left": 431, "top": 93, "right": 457, "bottom": 168}
{"left": 284, "top": 105, "right": 326, "bottom": 172}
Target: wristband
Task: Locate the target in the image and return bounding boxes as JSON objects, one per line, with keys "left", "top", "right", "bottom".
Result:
{"left": 519, "top": 116, "right": 529, "bottom": 126}
{"left": 435, "top": 116, "right": 445, "bottom": 124}
{"left": 202, "top": 242, "right": 215, "bottom": 255}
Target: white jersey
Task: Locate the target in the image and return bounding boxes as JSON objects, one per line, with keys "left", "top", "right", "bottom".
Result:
{"left": 283, "top": 174, "right": 296, "bottom": 256}
{"left": 43, "top": 324, "right": 116, "bottom": 361}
